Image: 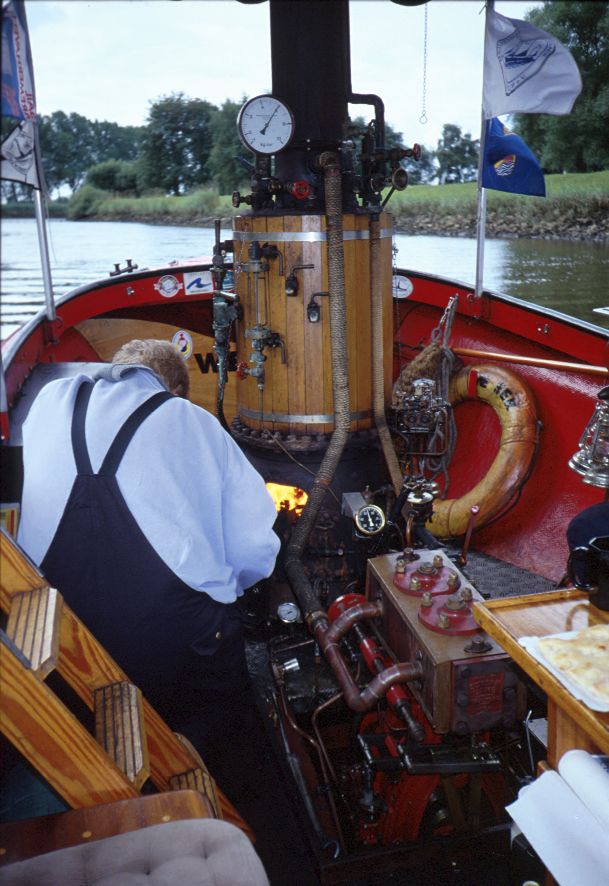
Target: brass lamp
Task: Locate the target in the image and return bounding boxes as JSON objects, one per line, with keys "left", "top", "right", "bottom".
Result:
{"left": 568, "top": 386, "right": 609, "bottom": 488}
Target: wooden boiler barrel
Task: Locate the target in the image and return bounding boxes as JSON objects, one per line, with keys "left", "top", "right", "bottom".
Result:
{"left": 233, "top": 213, "right": 393, "bottom": 437}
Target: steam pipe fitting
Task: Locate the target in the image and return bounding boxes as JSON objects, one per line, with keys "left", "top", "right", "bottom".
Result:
{"left": 313, "top": 600, "right": 423, "bottom": 713}
{"left": 348, "top": 92, "right": 385, "bottom": 150}
{"left": 314, "top": 616, "right": 423, "bottom": 712}
{"left": 370, "top": 214, "right": 403, "bottom": 495}
{"left": 325, "top": 601, "right": 383, "bottom": 644}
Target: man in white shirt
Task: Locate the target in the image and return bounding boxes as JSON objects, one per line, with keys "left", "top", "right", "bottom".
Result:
{"left": 18, "top": 338, "right": 280, "bottom": 751}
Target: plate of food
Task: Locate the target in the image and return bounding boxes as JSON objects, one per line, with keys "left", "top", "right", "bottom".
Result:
{"left": 519, "top": 624, "right": 609, "bottom": 712}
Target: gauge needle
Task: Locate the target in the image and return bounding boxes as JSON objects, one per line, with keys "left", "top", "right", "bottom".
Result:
{"left": 260, "top": 105, "right": 279, "bottom": 135}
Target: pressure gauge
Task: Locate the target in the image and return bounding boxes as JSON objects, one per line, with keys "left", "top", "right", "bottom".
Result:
{"left": 354, "top": 503, "right": 386, "bottom": 536}
{"left": 392, "top": 274, "right": 414, "bottom": 300}
{"left": 237, "top": 94, "right": 295, "bottom": 155}
{"left": 277, "top": 601, "right": 301, "bottom": 625}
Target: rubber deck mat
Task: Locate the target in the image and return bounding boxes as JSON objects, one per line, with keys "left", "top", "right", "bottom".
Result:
{"left": 443, "top": 543, "right": 556, "bottom": 600}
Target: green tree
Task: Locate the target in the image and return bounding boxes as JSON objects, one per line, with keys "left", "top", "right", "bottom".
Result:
{"left": 85, "top": 159, "right": 139, "bottom": 194}
{"left": 435, "top": 124, "right": 479, "bottom": 183}
{"left": 207, "top": 98, "right": 250, "bottom": 194}
{"left": 38, "top": 112, "right": 144, "bottom": 193}
{"left": 38, "top": 111, "right": 93, "bottom": 191}
{"left": 88, "top": 121, "right": 143, "bottom": 166}
{"left": 513, "top": 1, "right": 609, "bottom": 172}
{"left": 138, "top": 93, "right": 216, "bottom": 195}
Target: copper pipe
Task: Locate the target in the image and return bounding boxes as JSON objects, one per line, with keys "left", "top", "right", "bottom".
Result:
{"left": 314, "top": 616, "right": 423, "bottom": 712}
{"left": 457, "top": 504, "right": 479, "bottom": 566}
{"left": 453, "top": 347, "right": 609, "bottom": 377}
{"left": 311, "top": 692, "right": 344, "bottom": 784}
{"left": 276, "top": 681, "right": 318, "bottom": 754}
{"left": 405, "top": 513, "right": 415, "bottom": 548}
{"left": 277, "top": 682, "right": 346, "bottom": 851}
{"left": 370, "top": 213, "right": 403, "bottom": 495}
{"left": 324, "top": 601, "right": 384, "bottom": 644}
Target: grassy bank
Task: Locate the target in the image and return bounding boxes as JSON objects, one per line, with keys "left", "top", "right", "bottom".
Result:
{"left": 390, "top": 171, "right": 609, "bottom": 240}
{"left": 3, "top": 171, "right": 608, "bottom": 241}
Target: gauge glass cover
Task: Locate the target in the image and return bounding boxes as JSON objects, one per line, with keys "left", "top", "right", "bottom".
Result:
{"left": 354, "top": 504, "right": 386, "bottom": 536}
{"left": 237, "top": 94, "right": 295, "bottom": 155}
{"left": 277, "top": 601, "right": 301, "bottom": 624}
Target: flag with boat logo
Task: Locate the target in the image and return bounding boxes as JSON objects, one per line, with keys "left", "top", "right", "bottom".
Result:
{"left": 482, "top": 117, "right": 545, "bottom": 197}
{"left": 1, "top": 0, "right": 43, "bottom": 189}
{"left": 482, "top": 8, "right": 582, "bottom": 119}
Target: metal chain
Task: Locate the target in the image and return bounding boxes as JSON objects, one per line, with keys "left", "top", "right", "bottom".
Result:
{"left": 419, "top": 4, "right": 428, "bottom": 125}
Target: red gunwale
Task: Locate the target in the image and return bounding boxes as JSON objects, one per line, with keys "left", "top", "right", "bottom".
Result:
{"left": 2, "top": 261, "right": 608, "bottom": 580}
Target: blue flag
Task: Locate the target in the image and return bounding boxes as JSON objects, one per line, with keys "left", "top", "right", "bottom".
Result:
{"left": 1, "top": 0, "right": 36, "bottom": 121}
{"left": 482, "top": 117, "right": 545, "bottom": 197}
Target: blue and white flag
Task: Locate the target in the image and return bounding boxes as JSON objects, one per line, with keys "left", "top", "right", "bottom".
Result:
{"left": 482, "top": 118, "right": 545, "bottom": 197}
{"left": 1, "top": 0, "right": 43, "bottom": 188}
{"left": 1, "top": 118, "right": 42, "bottom": 187}
{"left": 483, "top": 8, "right": 582, "bottom": 119}
{"left": 1, "top": 0, "right": 36, "bottom": 121}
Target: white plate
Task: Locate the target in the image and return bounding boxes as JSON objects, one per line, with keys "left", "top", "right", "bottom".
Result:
{"left": 519, "top": 630, "right": 609, "bottom": 713}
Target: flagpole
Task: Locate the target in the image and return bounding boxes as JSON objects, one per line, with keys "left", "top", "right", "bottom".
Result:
{"left": 33, "top": 188, "right": 56, "bottom": 323}
{"left": 474, "top": 113, "right": 487, "bottom": 300}
{"left": 475, "top": 0, "right": 494, "bottom": 301}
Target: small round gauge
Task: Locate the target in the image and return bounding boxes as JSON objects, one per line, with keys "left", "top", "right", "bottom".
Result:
{"left": 277, "top": 601, "right": 301, "bottom": 625}
{"left": 237, "top": 94, "right": 295, "bottom": 155}
{"left": 354, "top": 504, "right": 386, "bottom": 536}
{"left": 392, "top": 274, "right": 414, "bottom": 300}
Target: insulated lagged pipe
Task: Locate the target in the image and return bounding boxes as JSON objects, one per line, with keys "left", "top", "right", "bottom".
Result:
{"left": 284, "top": 153, "right": 351, "bottom": 616}
{"left": 370, "top": 214, "right": 403, "bottom": 495}
{"left": 284, "top": 156, "right": 422, "bottom": 716}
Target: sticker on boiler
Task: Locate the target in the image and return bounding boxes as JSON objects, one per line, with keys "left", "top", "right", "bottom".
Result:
{"left": 172, "top": 330, "right": 193, "bottom": 360}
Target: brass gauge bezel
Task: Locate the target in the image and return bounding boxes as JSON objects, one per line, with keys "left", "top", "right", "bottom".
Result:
{"left": 354, "top": 503, "right": 386, "bottom": 536}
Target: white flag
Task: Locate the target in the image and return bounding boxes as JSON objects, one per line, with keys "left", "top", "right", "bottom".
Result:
{"left": 1, "top": 119, "right": 42, "bottom": 188}
{"left": 482, "top": 8, "right": 582, "bottom": 119}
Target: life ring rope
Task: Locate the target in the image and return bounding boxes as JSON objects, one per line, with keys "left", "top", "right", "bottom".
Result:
{"left": 427, "top": 363, "right": 539, "bottom": 538}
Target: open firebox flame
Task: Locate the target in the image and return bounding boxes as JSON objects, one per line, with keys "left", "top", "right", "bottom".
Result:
{"left": 266, "top": 482, "right": 308, "bottom": 516}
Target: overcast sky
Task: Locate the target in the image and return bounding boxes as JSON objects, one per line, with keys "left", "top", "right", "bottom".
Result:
{"left": 24, "top": 0, "right": 542, "bottom": 149}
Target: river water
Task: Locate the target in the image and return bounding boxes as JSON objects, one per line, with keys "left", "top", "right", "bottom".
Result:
{"left": 2, "top": 217, "right": 608, "bottom": 339}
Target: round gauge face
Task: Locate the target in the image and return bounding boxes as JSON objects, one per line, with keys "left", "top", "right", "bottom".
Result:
{"left": 354, "top": 504, "right": 386, "bottom": 536}
{"left": 277, "top": 601, "right": 301, "bottom": 624}
{"left": 392, "top": 274, "right": 414, "bottom": 300}
{"left": 237, "top": 94, "right": 295, "bottom": 155}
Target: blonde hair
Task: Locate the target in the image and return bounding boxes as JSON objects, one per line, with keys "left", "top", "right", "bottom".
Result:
{"left": 112, "top": 339, "right": 190, "bottom": 398}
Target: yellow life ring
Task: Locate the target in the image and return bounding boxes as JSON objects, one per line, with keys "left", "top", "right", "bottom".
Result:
{"left": 427, "top": 363, "right": 538, "bottom": 538}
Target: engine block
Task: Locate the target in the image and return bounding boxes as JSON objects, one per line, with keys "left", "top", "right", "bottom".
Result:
{"left": 366, "top": 550, "right": 523, "bottom": 733}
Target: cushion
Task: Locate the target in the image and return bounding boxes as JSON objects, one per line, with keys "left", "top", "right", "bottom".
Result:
{"left": 0, "top": 818, "right": 269, "bottom": 886}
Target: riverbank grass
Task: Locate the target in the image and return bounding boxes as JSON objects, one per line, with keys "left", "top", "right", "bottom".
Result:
{"left": 390, "top": 170, "right": 609, "bottom": 239}
{"left": 3, "top": 171, "right": 607, "bottom": 240}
